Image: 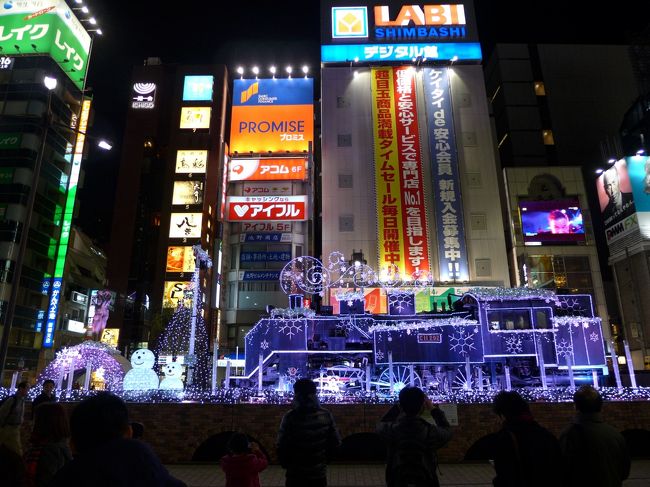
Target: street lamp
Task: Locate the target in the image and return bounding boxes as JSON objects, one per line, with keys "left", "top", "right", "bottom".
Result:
{"left": 0, "top": 76, "right": 111, "bottom": 382}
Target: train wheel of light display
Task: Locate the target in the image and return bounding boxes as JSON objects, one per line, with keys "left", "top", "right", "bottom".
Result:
{"left": 375, "top": 365, "right": 422, "bottom": 394}
{"left": 452, "top": 365, "right": 491, "bottom": 391}
{"left": 319, "top": 366, "right": 365, "bottom": 393}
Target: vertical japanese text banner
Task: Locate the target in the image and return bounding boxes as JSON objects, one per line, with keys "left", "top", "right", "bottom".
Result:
{"left": 423, "top": 67, "right": 469, "bottom": 281}
{"left": 371, "top": 67, "right": 406, "bottom": 275}
{"left": 393, "top": 66, "right": 431, "bottom": 277}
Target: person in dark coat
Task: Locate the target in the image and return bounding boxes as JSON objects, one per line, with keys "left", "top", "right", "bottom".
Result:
{"left": 377, "top": 387, "right": 452, "bottom": 487}
{"left": 491, "top": 391, "right": 563, "bottom": 487}
{"left": 32, "top": 380, "right": 56, "bottom": 417}
{"left": 560, "top": 385, "right": 630, "bottom": 487}
{"left": 277, "top": 378, "right": 341, "bottom": 487}
{"left": 24, "top": 402, "right": 72, "bottom": 487}
{"left": 49, "top": 392, "right": 186, "bottom": 487}
{"left": 220, "top": 432, "right": 268, "bottom": 487}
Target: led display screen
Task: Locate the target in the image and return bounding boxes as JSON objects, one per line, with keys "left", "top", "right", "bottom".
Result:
{"left": 183, "top": 75, "right": 214, "bottom": 101}
{"left": 520, "top": 199, "right": 585, "bottom": 244}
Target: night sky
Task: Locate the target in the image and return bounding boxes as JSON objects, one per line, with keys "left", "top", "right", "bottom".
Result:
{"left": 77, "top": 1, "right": 650, "bottom": 244}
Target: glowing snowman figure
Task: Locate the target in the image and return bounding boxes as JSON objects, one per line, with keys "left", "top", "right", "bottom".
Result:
{"left": 159, "top": 362, "right": 185, "bottom": 390}
{"left": 123, "top": 349, "right": 159, "bottom": 390}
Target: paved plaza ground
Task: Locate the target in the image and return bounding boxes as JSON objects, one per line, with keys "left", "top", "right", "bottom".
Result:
{"left": 168, "top": 460, "right": 650, "bottom": 486}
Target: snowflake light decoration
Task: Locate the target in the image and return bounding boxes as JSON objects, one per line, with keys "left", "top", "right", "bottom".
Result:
{"left": 387, "top": 291, "right": 413, "bottom": 313}
{"left": 375, "top": 349, "right": 385, "bottom": 362}
{"left": 505, "top": 336, "right": 523, "bottom": 355}
{"left": 278, "top": 320, "right": 303, "bottom": 338}
{"left": 557, "top": 296, "right": 590, "bottom": 316}
{"left": 260, "top": 340, "right": 270, "bottom": 351}
{"left": 449, "top": 327, "right": 476, "bottom": 356}
{"left": 590, "top": 332, "right": 600, "bottom": 343}
{"left": 555, "top": 338, "right": 574, "bottom": 359}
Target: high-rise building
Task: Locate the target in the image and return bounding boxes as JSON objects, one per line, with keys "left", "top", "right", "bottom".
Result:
{"left": 0, "top": 1, "right": 97, "bottom": 384}
{"left": 485, "top": 43, "right": 641, "bottom": 338}
{"left": 106, "top": 60, "right": 229, "bottom": 352}
{"left": 319, "top": 1, "right": 510, "bottom": 305}
{"left": 222, "top": 74, "right": 315, "bottom": 351}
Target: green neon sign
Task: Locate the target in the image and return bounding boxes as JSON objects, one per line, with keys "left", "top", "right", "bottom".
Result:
{"left": 0, "top": 1, "right": 91, "bottom": 90}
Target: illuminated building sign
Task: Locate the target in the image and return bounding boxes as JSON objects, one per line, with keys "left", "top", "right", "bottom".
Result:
{"left": 220, "top": 151, "right": 229, "bottom": 220}
{"left": 626, "top": 156, "right": 650, "bottom": 239}
{"left": 166, "top": 246, "right": 196, "bottom": 273}
{"left": 230, "top": 78, "right": 313, "bottom": 153}
{"left": 183, "top": 75, "right": 214, "bottom": 101}
{"left": 0, "top": 56, "right": 14, "bottom": 70}
{"left": 162, "top": 281, "right": 192, "bottom": 308}
{"left": 240, "top": 251, "right": 292, "bottom": 263}
{"left": 175, "top": 150, "right": 207, "bottom": 174}
{"left": 226, "top": 196, "right": 308, "bottom": 221}
{"left": 67, "top": 319, "right": 85, "bottom": 333}
{"left": 321, "top": 2, "right": 481, "bottom": 64}
{"left": 229, "top": 158, "right": 307, "bottom": 181}
{"left": 131, "top": 82, "right": 156, "bottom": 109}
{"left": 423, "top": 67, "right": 468, "bottom": 281}
{"left": 241, "top": 222, "right": 292, "bottom": 233}
{"left": 100, "top": 328, "right": 120, "bottom": 348}
{"left": 596, "top": 158, "right": 638, "bottom": 243}
{"left": 172, "top": 181, "right": 204, "bottom": 205}
{"left": 169, "top": 213, "right": 202, "bottom": 239}
{"left": 243, "top": 181, "right": 292, "bottom": 196}
{"left": 240, "top": 271, "right": 282, "bottom": 281}
{"left": 43, "top": 98, "right": 91, "bottom": 347}
{"left": 180, "top": 107, "right": 211, "bottom": 129}
{"left": 321, "top": 42, "right": 481, "bottom": 63}
{"left": 240, "top": 233, "right": 292, "bottom": 243}
{"left": 0, "top": 133, "right": 21, "bottom": 149}
{"left": 0, "top": 0, "right": 91, "bottom": 89}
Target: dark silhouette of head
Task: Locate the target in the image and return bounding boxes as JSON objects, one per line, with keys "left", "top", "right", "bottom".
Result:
{"left": 32, "top": 402, "right": 69, "bottom": 444}
{"left": 16, "top": 381, "right": 29, "bottom": 397}
{"left": 573, "top": 385, "right": 603, "bottom": 414}
{"left": 70, "top": 392, "right": 130, "bottom": 452}
{"left": 493, "top": 391, "right": 530, "bottom": 420}
{"left": 228, "top": 432, "right": 249, "bottom": 454}
{"left": 398, "top": 387, "right": 426, "bottom": 416}
{"left": 293, "top": 378, "right": 317, "bottom": 397}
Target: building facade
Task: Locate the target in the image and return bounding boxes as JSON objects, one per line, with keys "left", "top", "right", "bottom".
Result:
{"left": 107, "top": 60, "right": 229, "bottom": 352}
{"left": 0, "top": 1, "right": 95, "bottom": 384}
{"left": 320, "top": 1, "right": 509, "bottom": 300}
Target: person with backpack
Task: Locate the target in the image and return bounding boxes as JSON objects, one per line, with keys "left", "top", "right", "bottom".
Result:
{"left": 378, "top": 387, "right": 452, "bottom": 487}
{"left": 220, "top": 433, "right": 268, "bottom": 487}
{"left": 0, "top": 381, "right": 30, "bottom": 455}
{"left": 277, "top": 378, "right": 341, "bottom": 487}
{"left": 491, "top": 391, "right": 563, "bottom": 487}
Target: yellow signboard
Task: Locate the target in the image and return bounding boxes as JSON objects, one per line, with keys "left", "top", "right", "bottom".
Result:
{"left": 162, "top": 281, "right": 192, "bottom": 308}
{"left": 180, "top": 107, "right": 211, "bottom": 129}
{"left": 100, "top": 328, "right": 120, "bottom": 348}
{"left": 166, "top": 246, "right": 196, "bottom": 273}
{"left": 371, "top": 67, "right": 405, "bottom": 275}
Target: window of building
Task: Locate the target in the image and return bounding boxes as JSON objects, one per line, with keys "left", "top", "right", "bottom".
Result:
{"left": 543, "top": 130, "right": 555, "bottom": 145}
{"left": 534, "top": 82, "right": 546, "bottom": 96}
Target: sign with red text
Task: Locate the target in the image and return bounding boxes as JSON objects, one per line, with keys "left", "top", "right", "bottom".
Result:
{"left": 229, "top": 158, "right": 307, "bottom": 181}
{"left": 226, "top": 196, "right": 308, "bottom": 221}
{"left": 393, "top": 66, "right": 431, "bottom": 275}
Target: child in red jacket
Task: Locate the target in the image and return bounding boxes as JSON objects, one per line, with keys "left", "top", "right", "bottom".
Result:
{"left": 220, "top": 433, "right": 268, "bottom": 487}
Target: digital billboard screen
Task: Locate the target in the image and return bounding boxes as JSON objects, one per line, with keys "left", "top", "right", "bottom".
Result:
{"left": 596, "top": 159, "right": 638, "bottom": 243}
{"left": 520, "top": 199, "right": 585, "bottom": 244}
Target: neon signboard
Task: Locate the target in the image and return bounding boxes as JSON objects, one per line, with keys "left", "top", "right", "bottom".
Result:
{"left": 226, "top": 196, "right": 308, "bottom": 221}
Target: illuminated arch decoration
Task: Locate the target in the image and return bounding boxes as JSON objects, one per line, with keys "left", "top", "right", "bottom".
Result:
{"left": 37, "top": 341, "right": 125, "bottom": 391}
